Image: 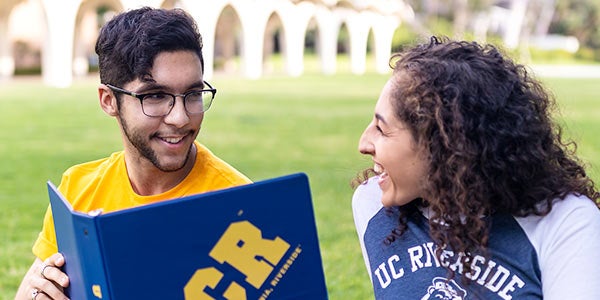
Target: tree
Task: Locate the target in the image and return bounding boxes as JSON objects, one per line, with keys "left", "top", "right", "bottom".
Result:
{"left": 550, "top": 0, "right": 600, "bottom": 50}
{"left": 533, "top": 0, "right": 557, "bottom": 36}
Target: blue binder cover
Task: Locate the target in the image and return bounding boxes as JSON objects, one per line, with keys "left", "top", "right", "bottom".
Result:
{"left": 48, "top": 173, "right": 328, "bottom": 300}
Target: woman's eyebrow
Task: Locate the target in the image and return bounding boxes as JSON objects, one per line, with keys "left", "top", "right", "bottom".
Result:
{"left": 375, "top": 113, "right": 388, "bottom": 125}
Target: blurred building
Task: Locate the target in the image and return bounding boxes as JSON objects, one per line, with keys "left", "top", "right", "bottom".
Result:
{"left": 0, "top": 0, "right": 414, "bottom": 87}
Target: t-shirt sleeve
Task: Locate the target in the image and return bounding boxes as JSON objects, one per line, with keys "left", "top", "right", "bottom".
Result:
{"left": 31, "top": 171, "right": 73, "bottom": 261}
{"left": 352, "top": 178, "right": 383, "bottom": 281}
{"left": 31, "top": 204, "right": 58, "bottom": 261}
{"left": 517, "top": 195, "right": 600, "bottom": 299}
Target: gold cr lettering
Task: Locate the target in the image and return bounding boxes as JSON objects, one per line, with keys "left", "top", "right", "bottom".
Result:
{"left": 209, "top": 221, "right": 290, "bottom": 288}
{"left": 184, "top": 267, "right": 246, "bottom": 300}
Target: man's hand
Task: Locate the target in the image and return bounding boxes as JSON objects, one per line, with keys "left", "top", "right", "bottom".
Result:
{"left": 15, "top": 254, "right": 69, "bottom": 300}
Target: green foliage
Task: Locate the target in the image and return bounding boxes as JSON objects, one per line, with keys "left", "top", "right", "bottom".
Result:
{"left": 1, "top": 72, "right": 599, "bottom": 300}
{"left": 551, "top": 0, "right": 600, "bottom": 50}
{"left": 426, "top": 17, "right": 454, "bottom": 38}
{"left": 528, "top": 48, "right": 583, "bottom": 64}
{"left": 392, "top": 26, "right": 420, "bottom": 52}
{"left": 391, "top": 17, "right": 454, "bottom": 52}
{"left": 575, "top": 46, "right": 600, "bottom": 62}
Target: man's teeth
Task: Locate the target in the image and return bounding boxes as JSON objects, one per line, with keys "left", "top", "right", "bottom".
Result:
{"left": 162, "top": 137, "right": 183, "bottom": 144}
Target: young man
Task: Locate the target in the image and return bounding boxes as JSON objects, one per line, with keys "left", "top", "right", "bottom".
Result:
{"left": 16, "top": 7, "right": 251, "bottom": 300}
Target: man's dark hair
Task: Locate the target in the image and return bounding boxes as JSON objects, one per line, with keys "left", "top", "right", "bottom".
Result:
{"left": 95, "top": 7, "right": 204, "bottom": 87}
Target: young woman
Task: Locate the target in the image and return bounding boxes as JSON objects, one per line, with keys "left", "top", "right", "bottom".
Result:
{"left": 353, "top": 36, "right": 600, "bottom": 299}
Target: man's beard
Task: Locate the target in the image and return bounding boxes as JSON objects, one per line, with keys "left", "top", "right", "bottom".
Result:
{"left": 119, "top": 115, "right": 192, "bottom": 172}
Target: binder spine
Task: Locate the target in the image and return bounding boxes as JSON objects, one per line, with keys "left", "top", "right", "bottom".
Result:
{"left": 48, "top": 181, "right": 111, "bottom": 300}
{"left": 71, "top": 216, "right": 111, "bottom": 299}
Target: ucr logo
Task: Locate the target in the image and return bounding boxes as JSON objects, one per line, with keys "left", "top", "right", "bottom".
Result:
{"left": 421, "top": 277, "right": 467, "bottom": 300}
{"left": 184, "top": 220, "right": 291, "bottom": 300}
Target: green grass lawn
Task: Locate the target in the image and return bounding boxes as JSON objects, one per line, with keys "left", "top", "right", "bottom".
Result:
{"left": 0, "top": 72, "right": 598, "bottom": 300}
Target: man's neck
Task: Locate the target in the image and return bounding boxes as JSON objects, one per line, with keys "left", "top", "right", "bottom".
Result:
{"left": 125, "top": 145, "right": 196, "bottom": 196}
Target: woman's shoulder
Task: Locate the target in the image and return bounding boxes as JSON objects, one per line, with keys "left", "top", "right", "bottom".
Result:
{"left": 517, "top": 194, "right": 600, "bottom": 229}
{"left": 535, "top": 194, "right": 599, "bottom": 225}
{"left": 515, "top": 194, "right": 600, "bottom": 255}
{"left": 352, "top": 178, "right": 384, "bottom": 230}
{"left": 352, "top": 177, "right": 383, "bottom": 209}
{"left": 514, "top": 195, "right": 600, "bottom": 298}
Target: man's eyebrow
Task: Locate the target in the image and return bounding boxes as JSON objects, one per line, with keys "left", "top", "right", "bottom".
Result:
{"left": 136, "top": 82, "right": 164, "bottom": 92}
{"left": 136, "top": 80, "right": 205, "bottom": 93}
{"left": 188, "top": 81, "right": 205, "bottom": 89}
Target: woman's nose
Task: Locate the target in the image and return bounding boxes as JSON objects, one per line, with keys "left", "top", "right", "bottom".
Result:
{"left": 358, "top": 127, "right": 374, "bottom": 155}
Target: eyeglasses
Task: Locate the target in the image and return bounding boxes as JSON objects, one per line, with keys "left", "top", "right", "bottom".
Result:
{"left": 105, "top": 81, "right": 217, "bottom": 117}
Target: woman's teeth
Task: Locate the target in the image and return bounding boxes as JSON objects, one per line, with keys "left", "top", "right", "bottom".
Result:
{"left": 374, "top": 164, "right": 383, "bottom": 174}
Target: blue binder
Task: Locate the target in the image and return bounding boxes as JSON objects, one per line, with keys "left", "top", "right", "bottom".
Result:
{"left": 48, "top": 173, "right": 328, "bottom": 299}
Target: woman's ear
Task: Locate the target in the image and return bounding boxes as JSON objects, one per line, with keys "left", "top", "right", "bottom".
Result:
{"left": 98, "top": 84, "right": 118, "bottom": 116}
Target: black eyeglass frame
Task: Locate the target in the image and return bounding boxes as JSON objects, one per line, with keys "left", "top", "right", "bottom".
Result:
{"left": 105, "top": 81, "right": 217, "bottom": 117}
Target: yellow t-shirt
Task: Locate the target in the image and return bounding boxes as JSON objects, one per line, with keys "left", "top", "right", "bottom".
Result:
{"left": 32, "top": 141, "right": 251, "bottom": 260}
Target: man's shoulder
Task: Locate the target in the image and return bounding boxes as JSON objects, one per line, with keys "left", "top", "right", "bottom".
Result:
{"left": 63, "top": 151, "right": 123, "bottom": 178}
{"left": 59, "top": 151, "right": 125, "bottom": 199}
{"left": 192, "top": 142, "right": 251, "bottom": 186}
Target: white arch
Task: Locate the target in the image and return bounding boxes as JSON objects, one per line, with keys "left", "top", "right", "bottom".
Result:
{"left": 234, "top": 0, "right": 272, "bottom": 79}
{"left": 372, "top": 14, "right": 400, "bottom": 74}
{"left": 0, "top": 10, "right": 15, "bottom": 79}
{"left": 39, "top": 0, "right": 81, "bottom": 87}
{"left": 270, "top": 0, "right": 316, "bottom": 77}
{"left": 2, "top": 0, "right": 410, "bottom": 86}
{"left": 344, "top": 9, "right": 371, "bottom": 75}
{"left": 314, "top": 6, "right": 342, "bottom": 75}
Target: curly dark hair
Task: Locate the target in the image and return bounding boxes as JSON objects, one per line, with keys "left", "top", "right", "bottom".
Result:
{"left": 95, "top": 7, "right": 204, "bottom": 87}
{"left": 354, "top": 36, "right": 599, "bottom": 280}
